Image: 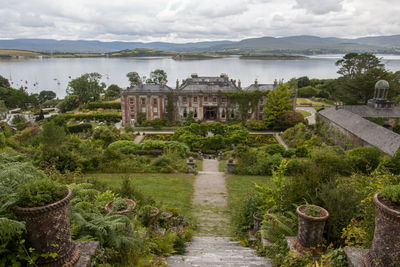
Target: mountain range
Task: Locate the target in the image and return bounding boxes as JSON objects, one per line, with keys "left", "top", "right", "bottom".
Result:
{"left": 1, "top": 35, "right": 400, "bottom": 54}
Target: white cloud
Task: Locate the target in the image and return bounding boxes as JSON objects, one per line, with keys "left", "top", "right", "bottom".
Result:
{"left": 294, "top": 0, "right": 344, "bottom": 15}
{"left": 0, "top": 0, "right": 399, "bottom": 42}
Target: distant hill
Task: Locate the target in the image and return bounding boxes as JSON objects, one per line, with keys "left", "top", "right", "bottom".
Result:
{"left": 0, "top": 35, "right": 399, "bottom": 54}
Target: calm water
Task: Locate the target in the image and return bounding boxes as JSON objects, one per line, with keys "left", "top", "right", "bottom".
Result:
{"left": 1, "top": 55, "right": 400, "bottom": 98}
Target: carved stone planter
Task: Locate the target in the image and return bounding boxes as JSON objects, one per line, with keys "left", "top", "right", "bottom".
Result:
{"left": 364, "top": 193, "right": 400, "bottom": 267}
{"left": 104, "top": 199, "right": 136, "bottom": 215}
{"left": 296, "top": 205, "right": 329, "bottom": 248}
{"left": 14, "top": 188, "right": 80, "bottom": 266}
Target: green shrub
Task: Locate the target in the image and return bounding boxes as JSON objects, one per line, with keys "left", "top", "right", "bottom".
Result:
{"left": 381, "top": 184, "right": 400, "bottom": 203}
{"left": 112, "top": 199, "right": 129, "bottom": 212}
{"left": 346, "top": 147, "right": 382, "bottom": 174}
{"left": 0, "top": 162, "right": 46, "bottom": 211}
{"left": 16, "top": 178, "right": 66, "bottom": 208}
{"left": 67, "top": 123, "right": 93, "bottom": 133}
{"left": 85, "top": 102, "right": 121, "bottom": 110}
{"left": 57, "top": 112, "right": 121, "bottom": 123}
{"left": 259, "top": 144, "right": 285, "bottom": 156}
{"left": 107, "top": 140, "right": 139, "bottom": 155}
{"left": 245, "top": 119, "right": 267, "bottom": 131}
{"left": 275, "top": 111, "right": 306, "bottom": 130}
{"left": 382, "top": 152, "right": 400, "bottom": 174}
{"left": 298, "top": 85, "right": 320, "bottom": 98}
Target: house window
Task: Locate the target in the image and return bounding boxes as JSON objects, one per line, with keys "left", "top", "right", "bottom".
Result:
{"left": 141, "top": 107, "right": 146, "bottom": 113}
{"left": 130, "top": 106, "right": 135, "bottom": 112}
{"left": 231, "top": 110, "right": 234, "bottom": 118}
{"left": 129, "top": 98, "right": 135, "bottom": 105}
{"left": 131, "top": 113, "right": 135, "bottom": 118}
{"left": 141, "top": 98, "right": 146, "bottom": 105}
{"left": 153, "top": 98, "right": 158, "bottom": 105}
{"left": 193, "top": 97, "right": 198, "bottom": 103}
{"left": 183, "top": 96, "right": 187, "bottom": 104}
{"left": 213, "top": 97, "right": 217, "bottom": 103}
{"left": 221, "top": 109, "right": 226, "bottom": 118}
{"left": 194, "top": 108, "right": 198, "bottom": 118}
{"left": 221, "top": 97, "right": 226, "bottom": 103}
{"left": 204, "top": 97, "right": 208, "bottom": 103}
{"left": 153, "top": 107, "right": 158, "bottom": 113}
{"left": 183, "top": 108, "right": 187, "bottom": 117}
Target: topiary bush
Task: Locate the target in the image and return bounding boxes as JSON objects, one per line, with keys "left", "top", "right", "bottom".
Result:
{"left": 16, "top": 178, "right": 66, "bottom": 208}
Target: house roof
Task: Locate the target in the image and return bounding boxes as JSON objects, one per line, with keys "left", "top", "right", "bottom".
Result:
{"left": 178, "top": 75, "right": 240, "bottom": 93}
{"left": 342, "top": 105, "right": 400, "bottom": 118}
{"left": 125, "top": 84, "right": 172, "bottom": 93}
{"left": 244, "top": 84, "right": 275, "bottom": 91}
{"left": 319, "top": 107, "right": 400, "bottom": 155}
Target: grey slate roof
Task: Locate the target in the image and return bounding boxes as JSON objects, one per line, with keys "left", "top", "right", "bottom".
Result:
{"left": 343, "top": 105, "right": 400, "bottom": 118}
{"left": 319, "top": 107, "right": 400, "bottom": 155}
{"left": 245, "top": 84, "right": 275, "bottom": 91}
{"left": 179, "top": 76, "right": 239, "bottom": 93}
{"left": 126, "top": 84, "right": 172, "bottom": 92}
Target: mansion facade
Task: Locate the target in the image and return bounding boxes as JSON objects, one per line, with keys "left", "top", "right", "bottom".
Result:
{"left": 121, "top": 74, "right": 276, "bottom": 125}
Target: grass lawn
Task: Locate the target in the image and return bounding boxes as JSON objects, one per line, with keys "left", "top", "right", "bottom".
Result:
{"left": 297, "top": 98, "right": 333, "bottom": 107}
{"left": 296, "top": 109, "right": 311, "bottom": 117}
{"left": 85, "top": 173, "right": 195, "bottom": 217}
{"left": 226, "top": 175, "right": 271, "bottom": 233}
{"left": 219, "top": 160, "right": 226, "bottom": 172}
{"left": 196, "top": 159, "right": 203, "bottom": 171}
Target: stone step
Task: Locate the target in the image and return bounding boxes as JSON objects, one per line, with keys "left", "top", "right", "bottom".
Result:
{"left": 167, "top": 237, "right": 272, "bottom": 267}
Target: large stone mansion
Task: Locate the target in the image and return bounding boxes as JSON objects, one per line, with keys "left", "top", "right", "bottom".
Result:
{"left": 121, "top": 74, "right": 276, "bottom": 125}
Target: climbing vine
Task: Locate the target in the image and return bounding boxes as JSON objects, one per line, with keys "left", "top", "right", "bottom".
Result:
{"left": 221, "top": 90, "right": 266, "bottom": 124}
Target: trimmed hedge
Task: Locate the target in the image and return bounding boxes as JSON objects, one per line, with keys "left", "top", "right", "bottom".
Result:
{"left": 56, "top": 112, "right": 121, "bottom": 123}
{"left": 85, "top": 102, "right": 121, "bottom": 110}
{"left": 67, "top": 123, "right": 93, "bottom": 133}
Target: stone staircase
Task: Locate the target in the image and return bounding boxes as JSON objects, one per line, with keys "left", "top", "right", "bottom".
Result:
{"left": 167, "top": 236, "right": 272, "bottom": 267}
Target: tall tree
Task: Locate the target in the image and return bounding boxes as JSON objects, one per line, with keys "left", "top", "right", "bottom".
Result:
{"left": 66, "top": 73, "right": 105, "bottom": 104}
{"left": 335, "top": 53, "right": 391, "bottom": 104}
{"left": 105, "top": 84, "right": 122, "bottom": 99}
{"left": 126, "top": 72, "right": 142, "bottom": 87}
{"left": 146, "top": 69, "right": 167, "bottom": 85}
{"left": 263, "top": 83, "right": 293, "bottom": 127}
{"left": 37, "top": 90, "right": 57, "bottom": 104}
{"left": 0, "top": 75, "right": 10, "bottom": 88}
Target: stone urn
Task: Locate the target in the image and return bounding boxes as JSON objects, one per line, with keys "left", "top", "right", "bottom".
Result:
{"left": 364, "top": 193, "right": 400, "bottom": 267}
{"left": 226, "top": 158, "right": 235, "bottom": 174}
{"left": 187, "top": 157, "right": 196, "bottom": 172}
{"left": 252, "top": 212, "right": 263, "bottom": 235}
{"left": 104, "top": 199, "right": 136, "bottom": 215}
{"left": 14, "top": 188, "right": 80, "bottom": 266}
{"left": 296, "top": 205, "right": 329, "bottom": 248}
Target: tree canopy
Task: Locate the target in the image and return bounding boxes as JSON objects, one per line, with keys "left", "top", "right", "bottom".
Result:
{"left": 126, "top": 72, "right": 143, "bottom": 87}
{"left": 146, "top": 69, "right": 167, "bottom": 85}
{"left": 37, "top": 90, "right": 57, "bottom": 104}
{"left": 263, "top": 83, "right": 293, "bottom": 127}
{"left": 66, "top": 73, "right": 105, "bottom": 104}
{"left": 335, "top": 53, "right": 397, "bottom": 104}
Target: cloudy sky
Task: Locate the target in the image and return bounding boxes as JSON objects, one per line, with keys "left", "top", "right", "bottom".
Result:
{"left": 0, "top": 0, "right": 399, "bottom": 42}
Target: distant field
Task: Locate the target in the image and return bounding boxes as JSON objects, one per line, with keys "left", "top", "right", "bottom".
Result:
{"left": 0, "top": 49, "right": 42, "bottom": 57}
{"left": 297, "top": 98, "right": 333, "bottom": 107}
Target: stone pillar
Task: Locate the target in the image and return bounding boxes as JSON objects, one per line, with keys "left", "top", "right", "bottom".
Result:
{"left": 226, "top": 158, "right": 235, "bottom": 174}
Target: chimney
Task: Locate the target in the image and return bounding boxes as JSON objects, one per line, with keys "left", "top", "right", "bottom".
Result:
{"left": 176, "top": 79, "right": 179, "bottom": 89}
{"left": 255, "top": 79, "right": 258, "bottom": 87}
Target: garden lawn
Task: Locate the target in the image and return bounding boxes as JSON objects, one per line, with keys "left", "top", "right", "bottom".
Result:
{"left": 296, "top": 109, "right": 311, "bottom": 117}
{"left": 85, "top": 173, "right": 195, "bottom": 217}
{"left": 226, "top": 174, "right": 271, "bottom": 229}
